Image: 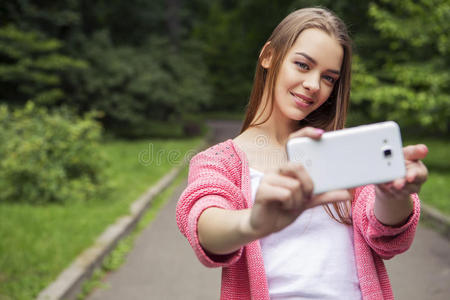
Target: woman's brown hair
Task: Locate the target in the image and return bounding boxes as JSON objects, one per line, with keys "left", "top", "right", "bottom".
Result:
{"left": 241, "top": 7, "right": 353, "bottom": 224}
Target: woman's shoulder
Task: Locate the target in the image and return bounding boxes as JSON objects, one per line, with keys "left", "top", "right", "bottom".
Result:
{"left": 190, "top": 139, "right": 242, "bottom": 167}
{"left": 187, "top": 139, "right": 245, "bottom": 184}
{"left": 197, "top": 139, "right": 237, "bottom": 157}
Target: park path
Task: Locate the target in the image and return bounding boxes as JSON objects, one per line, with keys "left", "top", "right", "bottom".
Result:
{"left": 87, "top": 120, "right": 450, "bottom": 300}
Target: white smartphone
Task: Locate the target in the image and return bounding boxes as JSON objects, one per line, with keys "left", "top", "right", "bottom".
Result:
{"left": 286, "top": 121, "right": 406, "bottom": 194}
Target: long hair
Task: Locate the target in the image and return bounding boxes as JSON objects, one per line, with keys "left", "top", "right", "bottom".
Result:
{"left": 241, "top": 7, "right": 353, "bottom": 224}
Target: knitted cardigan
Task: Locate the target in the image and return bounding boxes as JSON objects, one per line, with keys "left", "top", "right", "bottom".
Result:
{"left": 176, "top": 139, "right": 420, "bottom": 300}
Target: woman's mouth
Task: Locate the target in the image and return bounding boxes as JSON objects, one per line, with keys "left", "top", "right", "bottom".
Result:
{"left": 291, "top": 92, "right": 313, "bottom": 108}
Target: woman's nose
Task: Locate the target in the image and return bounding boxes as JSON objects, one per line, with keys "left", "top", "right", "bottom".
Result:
{"left": 303, "top": 74, "right": 320, "bottom": 93}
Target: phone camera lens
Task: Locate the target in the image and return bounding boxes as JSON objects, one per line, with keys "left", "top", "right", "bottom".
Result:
{"left": 383, "top": 149, "right": 392, "bottom": 158}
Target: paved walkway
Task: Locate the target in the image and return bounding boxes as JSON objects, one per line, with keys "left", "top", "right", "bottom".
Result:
{"left": 87, "top": 120, "right": 450, "bottom": 300}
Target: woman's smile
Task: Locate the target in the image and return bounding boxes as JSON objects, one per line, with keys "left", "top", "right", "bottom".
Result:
{"left": 290, "top": 91, "right": 314, "bottom": 108}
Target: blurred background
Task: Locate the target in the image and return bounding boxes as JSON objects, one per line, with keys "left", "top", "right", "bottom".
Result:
{"left": 0, "top": 0, "right": 448, "bottom": 299}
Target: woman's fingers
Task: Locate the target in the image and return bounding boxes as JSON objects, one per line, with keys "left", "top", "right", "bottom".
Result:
{"left": 403, "top": 144, "right": 428, "bottom": 161}
{"left": 256, "top": 182, "right": 292, "bottom": 204}
{"left": 379, "top": 144, "right": 429, "bottom": 194}
{"left": 406, "top": 160, "right": 428, "bottom": 183}
{"left": 289, "top": 126, "right": 324, "bottom": 140}
{"left": 279, "top": 163, "right": 314, "bottom": 198}
{"left": 405, "top": 165, "right": 418, "bottom": 183}
{"left": 255, "top": 162, "right": 315, "bottom": 211}
{"left": 391, "top": 178, "right": 405, "bottom": 190}
{"left": 261, "top": 174, "right": 301, "bottom": 210}
{"left": 264, "top": 172, "right": 300, "bottom": 189}
{"left": 393, "top": 157, "right": 428, "bottom": 191}
{"left": 378, "top": 158, "right": 429, "bottom": 198}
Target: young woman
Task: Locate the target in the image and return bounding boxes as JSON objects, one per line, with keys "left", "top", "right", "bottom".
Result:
{"left": 176, "top": 7, "right": 428, "bottom": 300}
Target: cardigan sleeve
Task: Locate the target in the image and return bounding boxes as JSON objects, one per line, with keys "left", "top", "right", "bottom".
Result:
{"left": 352, "top": 185, "right": 420, "bottom": 259}
{"left": 176, "top": 148, "right": 246, "bottom": 268}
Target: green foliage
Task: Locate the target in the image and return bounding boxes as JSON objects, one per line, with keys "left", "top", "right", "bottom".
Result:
{"left": 403, "top": 137, "right": 450, "bottom": 215}
{"left": 352, "top": 0, "right": 449, "bottom": 133}
{"left": 0, "top": 0, "right": 81, "bottom": 35}
{"left": 79, "top": 0, "right": 167, "bottom": 45}
{"left": 0, "top": 138, "right": 202, "bottom": 299}
{"left": 1, "top": 0, "right": 447, "bottom": 135}
{"left": 66, "top": 32, "right": 212, "bottom": 138}
{"left": 192, "top": 0, "right": 294, "bottom": 111}
{"left": 369, "top": 0, "right": 449, "bottom": 56}
{"left": 0, "top": 24, "right": 87, "bottom": 106}
{"left": 0, "top": 102, "right": 108, "bottom": 204}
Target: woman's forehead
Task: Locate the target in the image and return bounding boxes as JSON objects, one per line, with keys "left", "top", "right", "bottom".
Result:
{"left": 288, "top": 28, "right": 343, "bottom": 70}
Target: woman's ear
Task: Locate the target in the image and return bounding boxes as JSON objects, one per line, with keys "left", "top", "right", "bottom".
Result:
{"left": 260, "top": 41, "right": 273, "bottom": 69}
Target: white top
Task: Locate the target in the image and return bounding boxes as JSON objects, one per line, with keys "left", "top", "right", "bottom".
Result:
{"left": 250, "top": 167, "right": 362, "bottom": 299}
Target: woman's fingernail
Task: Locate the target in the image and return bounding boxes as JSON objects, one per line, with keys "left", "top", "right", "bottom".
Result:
{"left": 316, "top": 129, "right": 325, "bottom": 134}
{"left": 421, "top": 144, "right": 428, "bottom": 153}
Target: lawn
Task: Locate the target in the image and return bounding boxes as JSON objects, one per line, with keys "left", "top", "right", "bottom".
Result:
{"left": 0, "top": 137, "right": 203, "bottom": 300}
{"left": 403, "top": 137, "right": 450, "bottom": 215}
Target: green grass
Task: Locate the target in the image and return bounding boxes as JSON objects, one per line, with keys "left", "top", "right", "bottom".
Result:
{"left": 0, "top": 138, "right": 203, "bottom": 300}
{"left": 403, "top": 137, "right": 450, "bottom": 215}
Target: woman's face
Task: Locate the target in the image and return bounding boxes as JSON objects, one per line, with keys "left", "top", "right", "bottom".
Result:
{"left": 271, "top": 28, "right": 343, "bottom": 123}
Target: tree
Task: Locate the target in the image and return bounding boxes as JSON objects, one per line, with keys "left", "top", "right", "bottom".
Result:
{"left": 0, "top": 0, "right": 213, "bottom": 137}
{"left": 65, "top": 32, "right": 212, "bottom": 138}
{"left": 191, "top": 0, "right": 295, "bottom": 111}
{"left": 0, "top": 24, "right": 86, "bottom": 106}
{"left": 351, "top": 0, "right": 450, "bottom": 133}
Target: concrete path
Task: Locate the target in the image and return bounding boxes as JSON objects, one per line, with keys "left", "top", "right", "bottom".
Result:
{"left": 386, "top": 226, "right": 450, "bottom": 299}
{"left": 87, "top": 120, "right": 449, "bottom": 300}
{"left": 86, "top": 178, "right": 221, "bottom": 300}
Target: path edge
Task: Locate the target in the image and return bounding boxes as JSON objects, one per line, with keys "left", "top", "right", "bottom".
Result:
{"left": 420, "top": 202, "right": 450, "bottom": 240}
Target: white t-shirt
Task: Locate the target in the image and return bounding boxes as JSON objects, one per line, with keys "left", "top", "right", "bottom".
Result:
{"left": 250, "top": 167, "right": 362, "bottom": 299}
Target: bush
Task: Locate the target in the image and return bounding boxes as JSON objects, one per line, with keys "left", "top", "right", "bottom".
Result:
{"left": 0, "top": 102, "right": 109, "bottom": 204}
{"left": 65, "top": 32, "right": 212, "bottom": 138}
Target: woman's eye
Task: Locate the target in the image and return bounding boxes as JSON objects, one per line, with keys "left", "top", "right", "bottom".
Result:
{"left": 295, "top": 62, "right": 309, "bottom": 70}
{"left": 323, "top": 75, "right": 336, "bottom": 84}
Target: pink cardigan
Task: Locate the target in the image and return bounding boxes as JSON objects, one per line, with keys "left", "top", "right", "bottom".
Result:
{"left": 176, "top": 139, "right": 420, "bottom": 300}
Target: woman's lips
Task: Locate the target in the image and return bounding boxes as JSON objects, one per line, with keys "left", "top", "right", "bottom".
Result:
{"left": 291, "top": 92, "right": 313, "bottom": 108}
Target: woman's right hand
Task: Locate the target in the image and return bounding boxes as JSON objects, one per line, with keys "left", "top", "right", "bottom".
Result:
{"left": 198, "top": 127, "right": 352, "bottom": 255}
{"left": 242, "top": 127, "right": 352, "bottom": 239}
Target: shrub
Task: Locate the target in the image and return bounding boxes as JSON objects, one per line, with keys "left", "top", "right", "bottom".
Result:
{"left": 65, "top": 32, "right": 212, "bottom": 138}
{"left": 0, "top": 102, "right": 109, "bottom": 204}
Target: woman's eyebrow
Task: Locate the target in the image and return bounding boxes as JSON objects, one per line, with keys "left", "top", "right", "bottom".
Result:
{"left": 295, "top": 52, "right": 340, "bottom": 75}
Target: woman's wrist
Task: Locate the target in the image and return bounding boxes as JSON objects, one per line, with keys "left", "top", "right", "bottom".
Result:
{"left": 374, "top": 186, "right": 414, "bottom": 226}
{"left": 238, "top": 208, "right": 266, "bottom": 242}
{"left": 198, "top": 207, "right": 261, "bottom": 255}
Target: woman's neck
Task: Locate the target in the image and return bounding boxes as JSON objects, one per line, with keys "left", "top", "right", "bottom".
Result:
{"left": 251, "top": 97, "right": 300, "bottom": 147}
{"left": 253, "top": 119, "right": 297, "bottom": 147}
